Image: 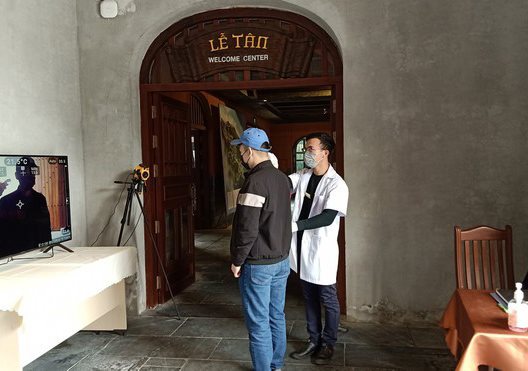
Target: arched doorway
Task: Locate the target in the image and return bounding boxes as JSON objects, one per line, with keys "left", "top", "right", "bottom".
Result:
{"left": 139, "top": 8, "right": 344, "bottom": 310}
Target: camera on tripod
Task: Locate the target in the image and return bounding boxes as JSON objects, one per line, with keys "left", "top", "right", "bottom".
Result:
{"left": 133, "top": 164, "right": 150, "bottom": 182}
{"left": 114, "top": 163, "right": 150, "bottom": 246}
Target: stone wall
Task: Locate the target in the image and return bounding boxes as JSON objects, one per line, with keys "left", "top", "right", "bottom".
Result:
{"left": 76, "top": 0, "right": 528, "bottom": 319}
{"left": 1, "top": 1, "right": 86, "bottom": 249}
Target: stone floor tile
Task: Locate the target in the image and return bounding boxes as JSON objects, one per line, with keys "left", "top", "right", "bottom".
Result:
{"left": 284, "top": 304, "right": 309, "bottom": 321}
{"left": 172, "top": 289, "right": 210, "bottom": 304}
{"left": 71, "top": 355, "right": 148, "bottom": 370}
{"left": 288, "top": 320, "right": 310, "bottom": 341}
{"left": 199, "top": 250, "right": 229, "bottom": 259}
{"left": 285, "top": 291, "right": 306, "bottom": 306}
{"left": 24, "top": 230, "right": 457, "bottom": 371}
{"left": 200, "top": 279, "right": 235, "bottom": 287}
{"left": 344, "top": 344, "right": 456, "bottom": 369}
{"left": 142, "top": 357, "right": 187, "bottom": 367}
{"left": 149, "top": 337, "right": 221, "bottom": 359}
{"left": 173, "top": 317, "right": 249, "bottom": 338}
{"left": 337, "top": 323, "right": 414, "bottom": 347}
{"left": 127, "top": 315, "right": 186, "bottom": 336}
{"left": 180, "top": 359, "right": 252, "bottom": 370}
{"left": 409, "top": 326, "right": 448, "bottom": 348}
{"left": 169, "top": 303, "right": 244, "bottom": 318}
{"left": 281, "top": 365, "right": 394, "bottom": 371}
{"left": 197, "top": 240, "right": 229, "bottom": 248}
{"left": 24, "top": 331, "right": 117, "bottom": 371}
{"left": 140, "top": 307, "right": 184, "bottom": 319}
{"left": 95, "top": 336, "right": 169, "bottom": 357}
{"left": 97, "top": 335, "right": 220, "bottom": 359}
{"left": 194, "top": 234, "right": 222, "bottom": 243}
{"left": 195, "top": 270, "right": 230, "bottom": 282}
{"left": 24, "top": 351, "right": 83, "bottom": 371}
{"left": 184, "top": 281, "right": 239, "bottom": 295}
{"left": 195, "top": 261, "right": 228, "bottom": 270}
{"left": 209, "top": 338, "right": 252, "bottom": 362}
{"left": 284, "top": 318, "right": 294, "bottom": 333}
{"left": 201, "top": 290, "right": 242, "bottom": 305}
{"left": 194, "top": 241, "right": 213, "bottom": 248}
{"left": 195, "top": 249, "right": 229, "bottom": 259}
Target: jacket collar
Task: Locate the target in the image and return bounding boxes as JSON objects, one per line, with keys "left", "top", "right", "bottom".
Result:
{"left": 244, "top": 160, "right": 273, "bottom": 177}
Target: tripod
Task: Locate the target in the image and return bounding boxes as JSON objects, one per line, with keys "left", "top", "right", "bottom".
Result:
{"left": 114, "top": 177, "right": 181, "bottom": 319}
{"left": 115, "top": 179, "right": 145, "bottom": 246}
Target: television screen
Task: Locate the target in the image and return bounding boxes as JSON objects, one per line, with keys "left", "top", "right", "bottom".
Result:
{"left": 0, "top": 155, "right": 72, "bottom": 259}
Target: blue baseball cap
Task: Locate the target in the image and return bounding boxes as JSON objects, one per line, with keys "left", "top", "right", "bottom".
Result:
{"left": 230, "top": 128, "right": 271, "bottom": 152}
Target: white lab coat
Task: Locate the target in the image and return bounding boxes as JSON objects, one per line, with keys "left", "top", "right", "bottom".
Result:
{"left": 289, "top": 165, "right": 348, "bottom": 285}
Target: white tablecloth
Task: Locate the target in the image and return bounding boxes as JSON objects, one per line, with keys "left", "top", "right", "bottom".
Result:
{"left": 0, "top": 246, "right": 137, "bottom": 369}
{"left": 0, "top": 246, "right": 136, "bottom": 316}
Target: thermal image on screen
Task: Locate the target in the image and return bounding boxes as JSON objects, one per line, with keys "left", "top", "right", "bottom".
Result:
{"left": 0, "top": 155, "right": 72, "bottom": 259}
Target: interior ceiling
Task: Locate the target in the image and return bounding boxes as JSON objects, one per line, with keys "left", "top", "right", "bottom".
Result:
{"left": 210, "top": 87, "right": 332, "bottom": 124}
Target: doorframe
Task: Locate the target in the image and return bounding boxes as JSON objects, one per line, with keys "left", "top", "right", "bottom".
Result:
{"left": 140, "top": 76, "right": 345, "bottom": 311}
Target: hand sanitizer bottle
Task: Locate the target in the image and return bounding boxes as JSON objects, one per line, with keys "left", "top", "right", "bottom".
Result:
{"left": 508, "top": 282, "right": 528, "bottom": 332}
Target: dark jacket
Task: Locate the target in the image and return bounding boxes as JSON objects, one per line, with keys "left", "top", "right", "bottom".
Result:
{"left": 230, "top": 160, "right": 292, "bottom": 266}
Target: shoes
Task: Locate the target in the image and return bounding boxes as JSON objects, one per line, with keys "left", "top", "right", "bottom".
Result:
{"left": 312, "top": 344, "right": 334, "bottom": 365}
{"left": 290, "top": 341, "right": 319, "bottom": 359}
{"left": 338, "top": 323, "right": 349, "bottom": 333}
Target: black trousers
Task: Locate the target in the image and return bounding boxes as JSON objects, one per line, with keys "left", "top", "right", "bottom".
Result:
{"left": 300, "top": 279, "right": 340, "bottom": 347}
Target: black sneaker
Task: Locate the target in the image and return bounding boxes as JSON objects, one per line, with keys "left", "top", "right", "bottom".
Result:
{"left": 312, "top": 344, "right": 334, "bottom": 365}
{"left": 290, "top": 341, "right": 319, "bottom": 359}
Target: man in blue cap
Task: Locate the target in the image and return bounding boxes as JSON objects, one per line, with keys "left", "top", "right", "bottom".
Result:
{"left": 229, "top": 127, "right": 292, "bottom": 371}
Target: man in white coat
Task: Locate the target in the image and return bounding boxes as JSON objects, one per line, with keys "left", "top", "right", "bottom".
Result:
{"left": 289, "top": 132, "right": 348, "bottom": 365}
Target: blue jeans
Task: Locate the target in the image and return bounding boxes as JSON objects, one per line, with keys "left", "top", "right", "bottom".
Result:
{"left": 301, "top": 279, "right": 340, "bottom": 347}
{"left": 239, "top": 258, "right": 290, "bottom": 371}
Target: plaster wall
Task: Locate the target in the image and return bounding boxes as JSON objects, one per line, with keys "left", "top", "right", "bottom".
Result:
{"left": 76, "top": 0, "right": 528, "bottom": 321}
{"left": 0, "top": 1, "right": 86, "bottom": 249}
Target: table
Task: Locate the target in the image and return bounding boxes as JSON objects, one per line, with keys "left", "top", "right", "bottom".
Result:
{"left": 0, "top": 246, "right": 136, "bottom": 370}
{"left": 440, "top": 289, "right": 528, "bottom": 370}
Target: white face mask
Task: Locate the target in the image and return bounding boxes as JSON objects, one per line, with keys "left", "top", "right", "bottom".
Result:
{"left": 304, "top": 151, "right": 321, "bottom": 168}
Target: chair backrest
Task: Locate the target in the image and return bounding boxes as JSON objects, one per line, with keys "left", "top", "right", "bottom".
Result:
{"left": 454, "top": 225, "right": 514, "bottom": 290}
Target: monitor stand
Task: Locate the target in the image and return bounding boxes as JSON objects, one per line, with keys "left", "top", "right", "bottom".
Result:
{"left": 42, "top": 244, "right": 74, "bottom": 254}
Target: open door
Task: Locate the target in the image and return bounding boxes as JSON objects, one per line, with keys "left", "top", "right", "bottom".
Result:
{"left": 141, "top": 8, "right": 344, "bottom": 310}
{"left": 150, "top": 93, "right": 195, "bottom": 304}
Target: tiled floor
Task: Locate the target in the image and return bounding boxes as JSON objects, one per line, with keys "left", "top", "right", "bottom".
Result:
{"left": 26, "top": 230, "right": 457, "bottom": 370}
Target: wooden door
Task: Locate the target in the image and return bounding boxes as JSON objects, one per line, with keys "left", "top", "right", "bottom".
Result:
{"left": 152, "top": 93, "right": 195, "bottom": 303}
{"left": 191, "top": 128, "right": 209, "bottom": 229}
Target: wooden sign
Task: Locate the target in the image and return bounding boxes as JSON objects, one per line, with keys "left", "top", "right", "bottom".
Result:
{"left": 164, "top": 24, "right": 315, "bottom": 82}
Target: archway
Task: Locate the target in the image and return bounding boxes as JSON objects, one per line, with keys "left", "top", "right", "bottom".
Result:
{"left": 139, "top": 8, "right": 345, "bottom": 310}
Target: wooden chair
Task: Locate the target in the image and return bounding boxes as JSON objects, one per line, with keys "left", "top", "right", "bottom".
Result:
{"left": 454, "top": 225, "right": 514, "bottom": 290}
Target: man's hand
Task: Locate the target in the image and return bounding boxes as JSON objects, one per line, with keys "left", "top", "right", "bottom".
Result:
{"left": 231, "top": 264, "right": 241, "bottom": 278}
{"left": 0, "top": 179, "right": 10, "bottom": 197}
{"left": 291, "top": 221, "right": 298, "bottom": 232}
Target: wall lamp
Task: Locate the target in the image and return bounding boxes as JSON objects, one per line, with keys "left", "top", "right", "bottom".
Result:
{"left": 100, "top": 0, "right": 136, "bottom": 19}
{"left": 100, "top": 0, "right": 118, "bottom": 19}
